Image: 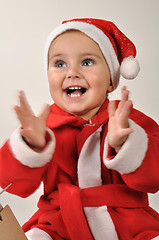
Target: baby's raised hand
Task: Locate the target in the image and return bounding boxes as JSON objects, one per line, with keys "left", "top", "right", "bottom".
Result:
{"left": 108, "top": 86, "right": 133, "bottom": 153}
{"left": 13, "top": 91, "right": 50, "bottom": 151}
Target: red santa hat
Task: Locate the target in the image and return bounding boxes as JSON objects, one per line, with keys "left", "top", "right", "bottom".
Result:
{"left": 44, "top": 18, "right": 140, "bottom": 89}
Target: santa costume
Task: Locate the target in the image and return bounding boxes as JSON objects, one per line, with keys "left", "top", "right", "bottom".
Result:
{"left": 0, "top": 18, "right": 159, "bottom": 240}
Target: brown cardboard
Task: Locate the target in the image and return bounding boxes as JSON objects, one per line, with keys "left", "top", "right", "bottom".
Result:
{"left": 0, "top": 205, "right": 27, "bottom": 240}
{"left": 0, "top": 204, "right": 2, "bottom": 212}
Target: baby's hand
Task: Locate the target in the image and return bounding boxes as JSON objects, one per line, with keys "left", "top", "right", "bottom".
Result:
{"left": 108, "top": 86, "right": 133, "bottom": 153}
{"left": 13, "top": 91, "right": 50, "bottom": 151}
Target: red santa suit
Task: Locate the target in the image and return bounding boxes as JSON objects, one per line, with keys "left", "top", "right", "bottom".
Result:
{"left": 0, "top": 99, "right": 159, "bottom": 240}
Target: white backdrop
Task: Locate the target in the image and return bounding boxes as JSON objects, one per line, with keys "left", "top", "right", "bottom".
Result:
{"left": 0, "top": 0, "right": 159, "bottom": 225}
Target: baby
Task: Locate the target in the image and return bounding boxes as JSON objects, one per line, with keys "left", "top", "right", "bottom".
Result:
{"left": 0, "top": 18, "right": 159, "bottom": 240}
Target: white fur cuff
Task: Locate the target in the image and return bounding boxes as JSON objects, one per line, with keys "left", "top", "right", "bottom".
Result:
{"left": 25, "top": 228, "right": 53, "bottom": 240}
{"left": 9, "top": 128, "right": 55, "bottom": 168}
{"left": 103, "top": 119, "right": 148, "bottom": 174}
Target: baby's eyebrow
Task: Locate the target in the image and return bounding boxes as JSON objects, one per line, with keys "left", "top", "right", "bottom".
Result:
{"left": 48, "top": 53, "right": 64, "bottom": 62}
{"left": 80, "top": 53, "right": 103, "bottom": 59}
{"left": 48, "top": 53, "right": 102, "bottom": 62}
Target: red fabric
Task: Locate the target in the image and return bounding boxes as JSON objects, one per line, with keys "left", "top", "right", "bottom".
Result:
{"left": 59, "top": 184, "right": 94, "bottom": 240}
{"left": 62, "top": 18, "right": 137, "bottom": 63}
{"left": 0, "top": 99, "right": 159, "bottom": 239}
{"left": 80, "top": 184, "right": 149, "bottom": 208}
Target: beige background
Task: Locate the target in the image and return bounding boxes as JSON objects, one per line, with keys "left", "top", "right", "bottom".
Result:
{"left": 0, "top": 0, "right": 159, "bottom": 225}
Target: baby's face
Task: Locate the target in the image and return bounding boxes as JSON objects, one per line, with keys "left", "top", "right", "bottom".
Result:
{"left": 48, "top": 30, "right": 112, "bottom": 120}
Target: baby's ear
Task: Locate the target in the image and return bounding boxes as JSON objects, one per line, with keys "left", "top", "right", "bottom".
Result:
{"left": 107, "top": 80, "right": 113, "bottom": 93}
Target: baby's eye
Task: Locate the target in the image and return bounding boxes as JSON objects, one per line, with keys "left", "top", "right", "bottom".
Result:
{"left": 55, "top": 61, "right": 67, "bottom": 68}
{"left": 82, "top": 59, "right": 94, "bottom": 66}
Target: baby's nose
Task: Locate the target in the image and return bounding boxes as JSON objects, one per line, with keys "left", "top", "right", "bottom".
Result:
{"left": 66, "top": 68, "right": 80, "bottom": 79}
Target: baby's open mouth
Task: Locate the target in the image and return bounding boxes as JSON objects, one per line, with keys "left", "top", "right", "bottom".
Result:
{"left": 65, "top": 87, "right": 87, "bottom": 97}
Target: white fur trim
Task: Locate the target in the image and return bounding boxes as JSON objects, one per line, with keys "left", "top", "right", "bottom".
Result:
{"left": 9, "top": 128, "right": 55, "bottom": 168}
{"left": 78, "top": 127, "right": 118, "bottom": 240}
{"left": 25, "top": 228, "right": 53, "bottom": 240}
{"left": 120, "top": 56, "right": 140, "bottom": 79}
{"left": 78, "top": 126, "right": 102, "bottom": 189}
{"left": 44, "top": 21, "right": 120, "bottom": 89}
{"left": 103, "top": 119, "right": 148, "bottom": 174}
{"left": 152, "top": 237, "right": 159, "bottom": 239}
{"left": 84, "top": 206, "right": 118, "bottom": 240}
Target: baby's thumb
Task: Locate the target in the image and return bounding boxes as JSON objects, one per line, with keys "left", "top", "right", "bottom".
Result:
{"left": 39, "top": 104, "right": 50, "bottom": 121}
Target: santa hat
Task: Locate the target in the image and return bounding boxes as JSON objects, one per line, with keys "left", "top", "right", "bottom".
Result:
{"left": 44, "top": 18, "right": 140, "bottom": 89}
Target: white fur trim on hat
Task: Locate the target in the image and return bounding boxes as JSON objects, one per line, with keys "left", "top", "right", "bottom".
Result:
{"left": 44, "top": 21, "right": 120, "bottom": 89}
{"left": 103, "top": 119, "right": 148, "bottom": 174}
{"left": 9, "top": 128, "right": 55, "bottom": 168}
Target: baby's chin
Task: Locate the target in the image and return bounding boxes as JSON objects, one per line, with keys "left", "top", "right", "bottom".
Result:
{"left": 66, "top": 107, "right": 101, "bottom": 121}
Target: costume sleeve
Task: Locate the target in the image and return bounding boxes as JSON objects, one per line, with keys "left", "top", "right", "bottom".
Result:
{"left": 0, "top": 128, "right": 55, "bottom": 197}
{"left": 103, "top": 109, "right": 159, "bottom": 193}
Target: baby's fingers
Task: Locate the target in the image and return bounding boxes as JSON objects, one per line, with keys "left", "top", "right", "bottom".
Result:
{"left": 119, "top": 127, "right": 133, "bottom": 143}
{"left": 18, "top": 90, "right": 34, "bottom": 115}
{"left": 117, "top": 86, "right": 130, "bottom": 113}
{"left": 13, "top": 91, "right": 35, "bottom": 127}
{"left": 120, "top": 100, "right": 132, "bottom": 120}
{"left": 108, "top": 100, "right": 116, "bottom": 118}
{"left": 13, "top": 104, "right": 29, "bottom": 128}
{"left": 13, "top": 105, "right": 24, "bottom": 122}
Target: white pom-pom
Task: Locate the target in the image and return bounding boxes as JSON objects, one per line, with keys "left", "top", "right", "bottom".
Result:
{"left": 120, "top": 56, "right": 140, "bottom": 79}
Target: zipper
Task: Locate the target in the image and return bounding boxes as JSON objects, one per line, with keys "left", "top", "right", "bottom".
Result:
{"left": 84, "top": 119, "right": 95, "bottom": 127}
